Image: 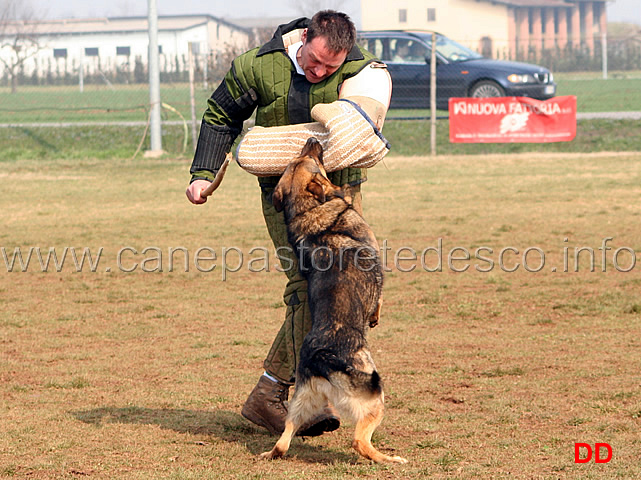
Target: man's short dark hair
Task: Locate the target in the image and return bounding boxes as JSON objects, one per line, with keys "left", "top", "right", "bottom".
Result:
{"left": 307, "top": 10, "right": 356, "bottom": 54}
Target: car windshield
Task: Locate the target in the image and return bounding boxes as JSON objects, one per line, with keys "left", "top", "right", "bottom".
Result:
{"left": 415, "top": 32, "right": 483, "bottom": 63}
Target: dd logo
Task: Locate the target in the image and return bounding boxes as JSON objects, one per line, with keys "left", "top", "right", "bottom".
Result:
{"left": 574, "top": 443, "right": 612, "bottom": 463}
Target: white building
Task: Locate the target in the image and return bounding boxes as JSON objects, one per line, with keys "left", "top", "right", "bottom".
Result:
{"left": 360, "top": 0, "right": 610, "bottom": 59}
{"left": 1, "top": 15, "right": 252, "bottom": 82}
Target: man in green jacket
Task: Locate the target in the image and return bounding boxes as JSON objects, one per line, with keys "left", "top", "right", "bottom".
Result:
{"left": 186, "top": 10, "right": 384, "bottom": 437}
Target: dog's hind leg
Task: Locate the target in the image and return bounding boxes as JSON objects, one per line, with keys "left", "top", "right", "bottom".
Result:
{"left": 260, "top": 380, "right": 327, "bottom": 460}
{"left": 352, "top": 397, "right": 407, "bottom": 464}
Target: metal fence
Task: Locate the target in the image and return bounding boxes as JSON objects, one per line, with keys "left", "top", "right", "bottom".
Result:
{"left": 0, "top": 33, "right": 639, "bottom": 158}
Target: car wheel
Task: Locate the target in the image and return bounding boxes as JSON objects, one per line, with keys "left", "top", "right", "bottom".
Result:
{"left": 470, "top": 80, "right": 505, "bottom": 98}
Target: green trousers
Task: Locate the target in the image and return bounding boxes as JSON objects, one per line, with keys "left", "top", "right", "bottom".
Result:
{"left": 260, "top": 179, "right": 363, "bottom": 385}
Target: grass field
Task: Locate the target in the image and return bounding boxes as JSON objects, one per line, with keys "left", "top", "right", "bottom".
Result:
{"left": 1, "top": 116, "right": 639, "bottom": 162}
{"left": 0, "top": 71, "right": 639, "bottom": 125}
{"left": 1, "top": 152, "right": 641, "bottom": 479}
{"left": 0, "top": 84, "right": 209, "bottom": 124}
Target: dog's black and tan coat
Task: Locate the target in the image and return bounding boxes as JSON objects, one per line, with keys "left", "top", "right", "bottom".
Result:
{"left": 260, "top": 137, "right": 407, "bottom": 464}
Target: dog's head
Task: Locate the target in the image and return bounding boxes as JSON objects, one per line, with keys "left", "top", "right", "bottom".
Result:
{"left": 273, "top": 137, "right": 346, "bottom": 214}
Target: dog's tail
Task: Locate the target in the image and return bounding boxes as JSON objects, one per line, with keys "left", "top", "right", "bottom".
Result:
{"left": 346, "top": 367, "right": 382, "bottom": 396}
{"left": 309, "top": 350, "right": 382, "bottom": 396}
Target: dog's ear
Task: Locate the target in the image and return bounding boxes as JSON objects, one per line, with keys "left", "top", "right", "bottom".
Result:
{"left": 300, "top": 137, "right": 323, "bottom": 164}
{"left": 272, "top": 184, "right": 285, "bottom": 212}
{"left": 307, "top": 175, "right": 326, "bottom": 203}
{"left": 315, "top": 145, "right": 324, "bottom": 167}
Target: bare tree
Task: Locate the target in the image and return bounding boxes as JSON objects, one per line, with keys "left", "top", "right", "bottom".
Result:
{"left": 206, "top": 27, "right": 274, "bottom": 85}
{"left": 0, "top": 0, "right": 43, "bottom": 93}
{"left": 293, "top": 0, "right": 347, "bottom": 18}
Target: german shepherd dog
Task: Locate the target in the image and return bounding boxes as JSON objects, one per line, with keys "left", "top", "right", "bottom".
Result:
{"left": 260, "top": 137, "right": 407, "bottom": 464}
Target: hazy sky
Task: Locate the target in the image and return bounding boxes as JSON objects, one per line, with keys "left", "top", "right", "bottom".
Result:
{"left": 42, "top": 0, "right": 640, "bottom": 27}
{"left": 42, "top": 0, "right": 360, "bottom": 23}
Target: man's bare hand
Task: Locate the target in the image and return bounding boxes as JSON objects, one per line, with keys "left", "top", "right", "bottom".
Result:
{"left": 185, "top": 179, "right": 212, "bottom": 205}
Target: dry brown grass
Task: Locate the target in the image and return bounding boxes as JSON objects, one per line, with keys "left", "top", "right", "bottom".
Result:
{"left": 1, "top": 152, "right": 640, "bottom": 479}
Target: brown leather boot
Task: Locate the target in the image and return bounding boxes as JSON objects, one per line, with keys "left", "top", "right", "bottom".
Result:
{"left": 241, "top": 375, "right": 340, "bottom": 437}
{"left": 241, "top": 375, "right": 289, "bottom": 435}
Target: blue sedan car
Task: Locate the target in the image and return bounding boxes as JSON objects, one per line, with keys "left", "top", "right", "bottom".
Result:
{"left": 357, "top": 30, "right": 556, "bottom": 110}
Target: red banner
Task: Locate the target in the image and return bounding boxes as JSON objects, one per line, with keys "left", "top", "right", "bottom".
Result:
{"left": 449, "top": 96, "right": 576, "bottom": 143}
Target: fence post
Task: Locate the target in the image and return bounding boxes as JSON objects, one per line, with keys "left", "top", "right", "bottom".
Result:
{"left": 188, "top": 42, "right": 198, "bottom": 151}
{"left": 79, "top": 49, "right": 84, "bottom": 93}
{"left": 430, "top": 32, "right": 437, "bottom": 156}
{"left": 203, "top": 46, "right": 208, "bottom": 90}
{"left": 601, "top": 32, "right": 608, "bottom": 80}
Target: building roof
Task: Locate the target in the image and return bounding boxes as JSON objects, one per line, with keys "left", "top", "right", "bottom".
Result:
{"left": 2, "top": 15, "right": 251, "bottom": 37}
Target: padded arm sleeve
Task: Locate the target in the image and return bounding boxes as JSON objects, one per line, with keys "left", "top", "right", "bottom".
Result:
{"left": 190, "top": 120, "right": 242, "bottom": 181}
{"left": 189, "top": 56, "right": 259, "bottom": 182}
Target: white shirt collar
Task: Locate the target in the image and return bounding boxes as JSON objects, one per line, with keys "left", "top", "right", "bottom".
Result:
{"left": 287, "top": 41, "right": 305, "bottom": 76}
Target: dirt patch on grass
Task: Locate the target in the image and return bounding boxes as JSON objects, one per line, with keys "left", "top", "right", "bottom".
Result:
{"left": 1, "top": 154, "right": 640, "bottom": 478}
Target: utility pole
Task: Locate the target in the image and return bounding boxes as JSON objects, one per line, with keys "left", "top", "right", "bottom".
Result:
{"left": 146, "top": 0, "right": 163, "bottom": 156}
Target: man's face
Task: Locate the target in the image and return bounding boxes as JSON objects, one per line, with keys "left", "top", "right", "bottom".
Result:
{"left": 298, "top": 29, "right": 348, "bottom": 83}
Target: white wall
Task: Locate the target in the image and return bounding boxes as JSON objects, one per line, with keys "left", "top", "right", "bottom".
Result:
{"left": 360, "top": 0, "right": 510, "bottom": 53}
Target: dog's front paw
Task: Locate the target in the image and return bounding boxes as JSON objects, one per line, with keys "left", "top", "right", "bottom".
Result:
{"left": 341, "top": 184, "right": 353, "bottom": 205}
